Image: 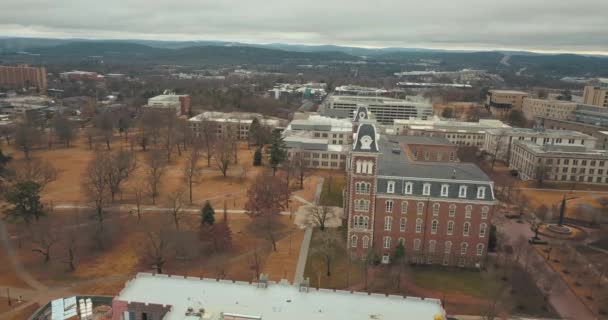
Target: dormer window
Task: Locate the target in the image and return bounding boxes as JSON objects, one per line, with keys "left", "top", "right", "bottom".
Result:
{"left": 440, "top": 184, "right": 449, "bottom": 197}
{"left": 423, "top": 183, "right": 431, "bottom": 196}
{"left": 404, "top": 182, "right": 413, "bottom": 194}
{"left": 387, "top": 181, "right": 395, "bottom": 194}
{"left": 477, "top": 186, "right": 486, "bottom": 199}
{"left": 459, "top": 185, "right": 467, "bottom": 198}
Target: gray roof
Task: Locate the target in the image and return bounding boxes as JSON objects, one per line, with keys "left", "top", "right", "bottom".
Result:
{"left": 387, "top": 135, "right": 452, "bottom": 146}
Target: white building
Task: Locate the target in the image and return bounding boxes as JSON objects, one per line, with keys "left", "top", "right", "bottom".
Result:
{"left": 392, "top": 116, "right": 510, "bottom": 147}
{"left": 112, "top": 273, "right": 447, "bottom": 320}
{"left": 522, "top": 98, "right": 577, "bottom": 121}
{"left": 484, "top": 128, "right": 597, "bottom": 162}
{"left": 146, "top": 93, "right": 191, "bottom": 116}
{"left": 189, "top": 111, "right": 285, "bottom": 140}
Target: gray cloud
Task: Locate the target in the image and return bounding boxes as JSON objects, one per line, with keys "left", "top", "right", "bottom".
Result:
{"left": 2, "top": 0, "right": 607, "bottom": 54}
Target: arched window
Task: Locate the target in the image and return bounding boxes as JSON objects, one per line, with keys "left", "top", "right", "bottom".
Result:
{"left": 387, "top": 181, "right": 395, "bottom": 193}
{"left": 460, "top": 243, "right": 468, "bottom": 255}
{"left": 449, "top": 204, "right": 456, "bottom": 217}
{"left": 481, "top": 206, "right": 489, "bottom": 219}
{"left": 429, "top": 240, "right": 436, "bottom": 253}
{"left": 423, "top": 183, "right": 431, "bottom": 195}
{"left": 365, "top": 183, "right": 371, "bottom": 194}
{"left": 400, "top": 218, "right": 407, "bottom": 232}
{"left": 463, "top": 222, "right": 471, "bottom": 236}
{"left": 385, "top": 200, "right": 394, "bottom": 213}
{"left": 444, "top": 241, "right": 452, "bottom": 253}
{"left": 355, "top": 160, "right": 362, "bottom": 173}
{"left": 351, "top": 235, "right": 358, "bottom": 248}
{"left": 465, "top": 205, "right": 472, "bottom": 218}
{"left": 417, "top": 202, "right": 425, "bottom": 215}
{"left": 363, "top": 216, "right": 370, "bottom": 229}
{"left": 479, "top": 223, "right": 487, "bottom": 238}
{"left": 447, "top": 220, "right": 454, "bottom": 235}
{"left": 362, "top": 236, "right": 369, "bottom": 248}
{"left": 404, "top": 182, "right": 413, "bottom": 194}
{"left": 440, "top": 184, "right": 449, "bottom": 197}
{"left": 432, "top": 203, "right": 440, "bottom": 216}
{"left": 431, "top": 220, "right": 439, "bottom": 234}
{"left": 476, "top": 243, "right": 484, "bottom": 256}
{"left": 414, "top": 239, "right": 421, "bottom": 251}
{"left": 459, "top": 185, "right": 467, "bottom": 198}
{"left": 398, "top": 237, "right": 405, "bottom": 246}
{"left": 415, "top": 218, "right": 423, "bottom": 233}
{"left": 384, "top": 216, "right": 393, "bottom": 231}
{"left": 401, "top": 201, "right": 408, "bottom": 214}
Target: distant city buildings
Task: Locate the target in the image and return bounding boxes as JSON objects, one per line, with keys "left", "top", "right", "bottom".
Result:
{"left": 112, "top": 273, "right": 447, "bottom": 320}
{"left": 59, "top": 70, "right": 99, "bottom": 81}
{"left": 522, "top": 98, "right": 577, "bottom": 121}
{"left": 0, "top": 95, "right": 53, "bottom": 125}
{"left": 485, "top": 90, "right": 528, "bottom": 116}
{"left": 189, "top": 111, "right": 285, "bottom": 141}
{"left": 582, "top": 85, "right": 608, "bottom": 107}
{"left": 145, "top": 93, "right": 191, "bottom": 116}
{"left": 0, "top": 65, "right": 47, "bottom": 92}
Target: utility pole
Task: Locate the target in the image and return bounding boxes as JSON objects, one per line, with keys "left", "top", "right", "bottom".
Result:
{"left": 6, "top": 288, "right": 11, "bottom": 306}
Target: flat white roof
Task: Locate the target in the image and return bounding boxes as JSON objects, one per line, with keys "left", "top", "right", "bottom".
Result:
{"left": 116, "top": 273, "right": 446, "bottom": 320}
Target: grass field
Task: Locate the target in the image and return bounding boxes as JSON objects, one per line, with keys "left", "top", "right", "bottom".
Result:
{"left": 319, "top": 175, "right": 345, "bottom": 207}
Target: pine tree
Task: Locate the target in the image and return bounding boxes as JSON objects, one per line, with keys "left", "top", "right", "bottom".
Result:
{"left": 269, "top": 131, "right": 287, "bottom": 175}
{"left": 253, "top": 147, "right": 262, "bottom": 166}
{"left": 4, "top": 181, "right": 45, "bottom": 226}
{"left": 201, "top": 201, "right": 215, "bottom": 226}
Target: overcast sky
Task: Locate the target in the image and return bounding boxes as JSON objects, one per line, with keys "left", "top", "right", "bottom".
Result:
{"left": 2, "top": 0, "right": 608, "bottom": 54}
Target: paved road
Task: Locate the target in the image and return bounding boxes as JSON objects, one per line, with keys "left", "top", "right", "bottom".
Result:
{"left": 293, "top": 177, "right": 324, "bottom": 284}
{"left": 498, "top": 219, "right": 596, "bottom": 320}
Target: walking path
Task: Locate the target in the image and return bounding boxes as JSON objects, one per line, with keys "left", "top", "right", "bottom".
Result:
{"left": 293, "top": 177, "right": 324, "bottom": 284}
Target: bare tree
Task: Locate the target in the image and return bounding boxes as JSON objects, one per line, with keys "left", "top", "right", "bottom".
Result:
{"left": 30, "top": 219, "right": 60, "bottom": 264}
{"left": 198, "top": 120, "right": 217, "bottom": 167}
{"left": 490, "top": 130, "right": 509, "bottom": 171}
{"left": 245, "top": 172, "right": 291, "bottom": 251}
{"left": 14, "top": 123, "right": 40, "bottom": 159}
{"left": 105, "top": 150, "right": 137, "bottom": 201}
{"left": 165, "top": 189, "right": 185, "bottom": 229}
{"left": 293, "top": 150, "right": 309, "bottom": 189}
{"left": 146, "top": 150, "right": 168, "bottom": 205}
{"left": 162, "top": 114, "right": 178, "bottom": 162}
{"left": 94, "top": 112, "right": 116, "bottom": 150}
{"left": 64, "top": 210, "right": 80, "bottom": 272}
{"left": 310, "top": 229, "right": 342, "bottom": 277}
{"left": 133, "top": 179, "right": 146, "bottom": 222}
{"left": 309, "top": 203, "right": 332, "bottom": 231}
{"left": 214, "top": 134, "right": 235, "bottom": 177}
{"left": 183, "top": 147, "right": 202, "bottom": 204}
{"left": 143, "top": 226, "right": 173, "bottom": 274}
{"left": 11, "top": 158, "right": 58, "bottom": 190}
{"left": 83, "top": 151, "right": 110, "bottom": 230}
{"left": 53, "top": 114, "right": 76, "bottom": 147}
{"left": 84, "top": 126, "right": 98, "bottom": 150}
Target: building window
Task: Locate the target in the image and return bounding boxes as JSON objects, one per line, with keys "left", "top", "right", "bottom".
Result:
{"left": 481, "top": 206, "right": 489, "bottom": 219}
{"left": 465, "top": 205, "right": 472, "bottom": 218}
{"left": 463, "top": 222, "right": 471, "bottom": 236}
{"left": 479, "top": 223, "right": 487, "bottom": 238}
{"left": 432, "top": 203, "right": 440, "bottom": 216}
{"left": 351, "top": 235, "right": 358, "bottom": 248}
{"left": 429, "top": 240, "right": 436, "bottom": 253}
{"left": 355, "top": 182, "right": 371, "bottom": 195}
{"left": 386, "top": 200, "right": 394, "bottom": 213}
{"left": 461, "top": 243, "right": 468, "bottom": 255}
{"left": 362, "top": 236, "right": 369, "bottom": 248}
{"left": 400, "top": 218, "right": 407, "bottom": 232}
{"left": 398, "top": 237, "right": 405, "bottom": 246}
{"left": 404, "top": 182, "right": 413, "bottom": 194}
{"left": 384, "top": 216, "right": 393, "bottom": 231}
{"left": 414, "top": 239, "right": 421, "bottom": 251}
{"left": 417, "top": 202, "right": 424, "bottom": 215}
{"left": 476, "top": 244, "right": 484, "bottom": 256}
{"left": 447, "top": 221, "right": 454, "bottom": 235}
{"left": 440, "top": 184, "right": 449, "bottom": 197}
{"left": 449, "top": 204, "right": 456, "bottom": 217}
{"left": 415, "top": 218, "right": 423, "bottom": 233}
{"left": 477, "top": 186, "right": 486, "bottom": 199}
{"left": 401, "top": 201, "right": 408, "bottom": 214}
{"left": 355, "top": 200, "right": 370, "bottom": 212}
{"left": 383, "top": 236, "right": 391, "bottom": 249}
{"left": 355, "top": 160, "right": 362, "bottom": 173}
{"left": 431, "top": 220, "right": 439, "bottom": 234}
{"left": 423, "top": 183, "right": 431, "bottom": 196}
{"left": 444, "top": 241, "right": 452, "bottom": 253}
{"left": 459, "top": 185, "right": 467, "bottom": 198}
{"left": 387, "top": 181, "right": 395, "bottom": 193}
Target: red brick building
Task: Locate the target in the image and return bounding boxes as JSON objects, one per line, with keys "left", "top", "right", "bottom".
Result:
{"left": 346, "top": 109, "right": 496, "bottom": 268}
{"left": 398, "top": 135, "right": 459, "bottom": 162}
{"left": 0, "top": 65, "right": 47, "bottom": 92}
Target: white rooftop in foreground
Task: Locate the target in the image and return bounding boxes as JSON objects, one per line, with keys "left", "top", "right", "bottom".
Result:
{"left": 116, "top": 273, "right": 446, "bottom": 320}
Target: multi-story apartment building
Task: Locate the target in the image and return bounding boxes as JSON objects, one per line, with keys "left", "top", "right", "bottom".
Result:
{"left": 522, "top": 98, "right": 577, "bottom": 121}
{"left": 572, "top": 104, "right": 608, "bottom": 127}
{"left": 583, "top": 86, "right": 608, "bottom": 107}
{"left": 346, "top": 114, "right": 496, "bottom": 268}
{"left": 539, "top": 117, "right": 608, "bottom": 150}
{"left": 392, "top": 117, "right": 510, "bottom": 147}
{"left": 510, "top": 141, "right": 608, "bottom": 185}
{"left": 323, "top": 94, "right": 433, "bottom": 125}
{"left": 112, "top": 273, "right": 447, "bottom": 320}
{"left": 485, "top": 90, "right": 528, "bottom": 116}
{"left": 145, "top": 93, "right": 191, "bottom": 116}
{"left": 189, "top": 111, "right": 285, "bottom": 141}
{"left": 484, "top": 128, "right": 596, "bottom": 162}
{"left": 0, "top": 65, "right": 47, "bottom": 92}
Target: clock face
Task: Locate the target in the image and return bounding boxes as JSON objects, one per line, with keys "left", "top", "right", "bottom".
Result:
{"left": 360, "top": 135, "right": 373, "bottom": 150}
{"left": 358, "top": 111, "right": 366, "bottom": 119}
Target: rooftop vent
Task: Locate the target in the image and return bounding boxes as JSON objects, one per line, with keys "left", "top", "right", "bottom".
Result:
{"left": 299, "top": 277, "right": 310, "bottom": 293}
{"left": 258, "top": 274, "right": 269, "bottom": 288}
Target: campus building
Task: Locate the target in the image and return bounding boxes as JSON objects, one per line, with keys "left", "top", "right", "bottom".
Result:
{"left": 522, "top": 98, "right": 577, "bottom": 121}
{"left": 485, "top": 90, "right": 528, "bottom": 116}
{"left": 397, "top": 136, "right": 459, "bottom": 163}
{"left": 111, "top": 273, "right": 447, "bottom": 320}
{"left": 322, "top": 93, "right": 433, "bottom": 125}
{"left": 189, "top": 111, "right": 285, "bottom": 141}
{"left": 583, "top": 85, "right": 608, "bottom": 107}
{"left": 59, "top": 70, "right": 99, "bottom": 81}
{"left": 0, "top": 65, "right": 47, "bottom": 92}
{"left": 145, "top": 93, "right": 191, "bottom": 116}
{"left": 510, "top": 141, "right": 608, "bottom": 185}
{"left": 345, "top": 109, "right": 496, "bottom": 268}
{"left": 483, "top": 127, "right": 596, "bottom": 162}
{"left": 392, "top": 117, "right": 510, "bottom": 148}
{"left": 539, "top": 117, "right": 608, "bottom": 150}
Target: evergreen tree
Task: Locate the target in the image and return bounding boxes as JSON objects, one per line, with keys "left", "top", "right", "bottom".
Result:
{"left": 253, "top": 147, "right": 262, "bottom": 166}
{"left": 269, "top": 131, "right": 287, "bottom": 175}
{"left": 201, "top": 201, "right": 215, "bottom": 226}
{"left": 248, "top": 117, "right": 261, "bottom": 147}
{"left": 4, "top": 181, "right": 45, "bottom": 226}
{"left": 0, "top": 148, "right": 12, "bottom": 178}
